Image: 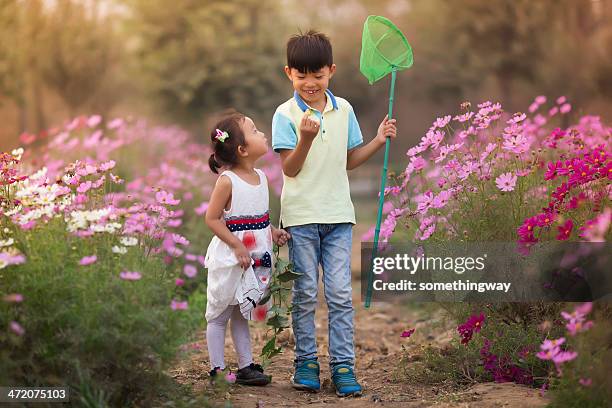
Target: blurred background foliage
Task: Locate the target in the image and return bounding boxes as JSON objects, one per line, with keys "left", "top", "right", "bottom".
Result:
{"left": 1, "top": 0, "right": 610, "bottom": 160}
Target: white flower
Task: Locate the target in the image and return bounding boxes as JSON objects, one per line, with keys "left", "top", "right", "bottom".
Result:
{"left": 11, "top": 147, "right": 24, "bottom": 160}
{"left": 3, "top": 206, "right": 22, "bottom": 217}
{"left": 0, "top": 238, "right": 14, "bottom": 247}
{"left": 112, "top": 246, "right": 128, "bottom": 254}
{"left": 120, "top": 236, "right": 138, "bottom": 246}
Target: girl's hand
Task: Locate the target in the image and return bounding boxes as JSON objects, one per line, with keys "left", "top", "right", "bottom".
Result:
{"left": 376, "top": 114, "right": 397, "bottom": 145}
{"left": 272, "top": 228, "right": 291, "bottom": 247}
{"left": 231, "top": 242, "right": 252, "bottom": 270}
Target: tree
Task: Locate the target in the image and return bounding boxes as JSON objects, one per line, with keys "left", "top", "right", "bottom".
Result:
{"left": 126, "top": 0, "right": 288, "bottom": 123}
{"left": 37, "top": 0, "right": 122, "bottom": 116}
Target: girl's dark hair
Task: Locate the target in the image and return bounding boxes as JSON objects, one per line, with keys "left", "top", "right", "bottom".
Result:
{"left": 287, "top": 29, "right": 333, "bottom": 74}
{"left": 208, "top": 113, "right": 246, "bottom": 174}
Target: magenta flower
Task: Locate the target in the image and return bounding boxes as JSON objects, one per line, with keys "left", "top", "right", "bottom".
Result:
{"left": 225, "top": 372, "right": 237, "bottom": 383}
{"left": 495, "top": 172, "right": 517, "bottom": 192}
{"left": 556, "top": 219, "right": 573, "bottom": 241}
{"left": 579, "top": 378, "right": 592, "bottom": 387}
{"left": 175, "top": 278, "right": 185, "bottom": 286}
{"left": 401, "top": 328, "right": 415, "bottom": 338}
{"left": 79, "top": 255, "right": 97, "bottom": 266}
{"left": 120, "top": 271, "right": 142, "bottom": 281}
{"left": 457, "top": 313, "right": 485, "bottom": 345}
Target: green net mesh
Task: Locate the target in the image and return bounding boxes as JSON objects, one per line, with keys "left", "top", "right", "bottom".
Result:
{"left": 360, "top": 15, "right": 413, "bottom": 84}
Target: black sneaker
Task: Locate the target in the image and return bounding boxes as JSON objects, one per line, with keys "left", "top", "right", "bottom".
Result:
{"left": 236, "top": 363, "right": 271, "bottom": 386}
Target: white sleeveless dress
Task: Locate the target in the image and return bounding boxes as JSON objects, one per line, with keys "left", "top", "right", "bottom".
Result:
{"left": 205, "top": 168, "right": 273, "bottom": 321}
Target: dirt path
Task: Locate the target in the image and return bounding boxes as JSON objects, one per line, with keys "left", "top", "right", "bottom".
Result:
{"left": 169, "top": 282, "right": 548, "bottom": 407}
{"left": 171, "top": 220, "right": 548, "bottom": 407}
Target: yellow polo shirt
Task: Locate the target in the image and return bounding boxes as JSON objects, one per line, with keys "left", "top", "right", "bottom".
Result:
{"left": 272, "top": 89, "right": 363, "bottom": 228}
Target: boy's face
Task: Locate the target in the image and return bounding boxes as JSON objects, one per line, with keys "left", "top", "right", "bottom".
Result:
{"left": 284, "top": 64, "right": 336, "bottom": 107}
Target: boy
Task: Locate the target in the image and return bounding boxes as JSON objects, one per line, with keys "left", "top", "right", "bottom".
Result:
{"left": 272, "top": 30, "right": 397, "bottom": 397}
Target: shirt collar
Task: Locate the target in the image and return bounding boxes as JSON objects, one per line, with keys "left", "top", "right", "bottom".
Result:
{"left": 293, "top": 89, "right": 338, "bottom": 113}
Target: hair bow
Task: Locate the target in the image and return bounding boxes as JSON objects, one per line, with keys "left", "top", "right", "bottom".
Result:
{"left": 252, "top": 252, "right": 271, "bottom": 268}
{"left": 215, "top": 128, "right": 229, "bottom": 143}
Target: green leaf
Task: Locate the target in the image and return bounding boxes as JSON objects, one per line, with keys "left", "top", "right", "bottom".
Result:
{"left": 258, "top": 292, "right": 271, "bottom": 305}
{"left": 274, "top": 258, "right": 290, "bottom": 272}
{"left": 266, "top": 314, "right": 289, "bottom": 329}
{"left": 261, "top": 337, "right": 276, "bottom": 356}
{"left": 277, "top": 269, "right": 303, "bottom": 283}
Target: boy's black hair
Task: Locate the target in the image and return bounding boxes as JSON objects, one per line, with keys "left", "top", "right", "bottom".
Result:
{"left": 208, "top": 112, "right": 246, "bottom": 174}
{"left": 286, "top": 29, "right": 333, "bottom": 73}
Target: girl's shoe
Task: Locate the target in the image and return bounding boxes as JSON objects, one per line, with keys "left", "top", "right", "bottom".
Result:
{"left": 236, "top": 363, "right": 271, "bottom": 386}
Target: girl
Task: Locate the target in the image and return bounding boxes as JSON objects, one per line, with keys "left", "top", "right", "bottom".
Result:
{"left": 204, "top": 112, "right": 290, "bottom": 386}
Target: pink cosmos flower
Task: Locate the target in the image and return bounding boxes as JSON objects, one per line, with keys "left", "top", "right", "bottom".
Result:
{"left": 172, "top": 233, "right": 190, "bottom": 246}
{"left": 433, "top": 115, "right": 451, "bottom": 129}
{"left": 495, "top": 172, "right": 517, "bottom": 192}
{"left": 552, "top": 350, "right": 577, "bottom": 365}
{"left": 87, "top": 115, "right": 102, "bottom": 128}
{"left": 170, "top": 299, "right": 188, "bottom": 310}
{"left": 560, "top": 103, "right": 571, "bottom": 114}
{"left": 155, "top": 190, "right": 180, "bottom": 206}
{"left": 99, "top": 160, "right": 116, "bottom": 171}
{"left": 79, "top": 255, "right": 97, "bottom": 266}
{"left": 10, "top": 321, "right": 25, "bottom": 336}
{"left": 579, "top": 208, "right": 611, "bottom": 242}
{"left": 194, "top": 202, "right": 209, "bottom": 216}
{"left": 556, "top": 96, "right": 567, "bottom": 105}
{"left": 184, "top": 264, "right": 198, "bottom": 278}
{"left": 77, "top": 180, "right": 93, "bottom": 194}
{"left": 535, "top": 96, "right": 546, "bottom": 104}
{"left": 3, "top": 293, "right": 24, "bottom": 303}
{"left": 410, "top": 156, "right": 426, "bottom": 171}
{"left": 120, "top": 271, "right": 142, "bottom": 280}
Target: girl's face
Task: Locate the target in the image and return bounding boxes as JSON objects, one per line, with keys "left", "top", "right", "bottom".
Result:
{"left": 240, "top": 117, "right": 268, "bottom": 158}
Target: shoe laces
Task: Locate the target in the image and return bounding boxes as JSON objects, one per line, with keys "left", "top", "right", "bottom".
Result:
{"left": 295, "top": 360, "right": 319, "bottom": 380}
{"left": 332, "top": 365, "right": 358, "bottom": 386}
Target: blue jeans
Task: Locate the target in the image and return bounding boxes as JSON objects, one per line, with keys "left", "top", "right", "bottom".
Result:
{"left": 286, "top": 223, "right": 355, "bottom": 368}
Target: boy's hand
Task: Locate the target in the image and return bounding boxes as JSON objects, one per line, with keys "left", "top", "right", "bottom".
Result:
{"left": 272, "top": 228, "right": 291, "bottom": 247}
{"left": 299, "top": 111, "right": 320, "bottom": 143}
{"left": 376, "top": 114, "right": 397, "bottom": 145}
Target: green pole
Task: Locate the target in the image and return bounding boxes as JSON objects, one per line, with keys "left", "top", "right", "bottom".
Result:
{"left": 365, "top": 67, "right": 397, "bottom": 308}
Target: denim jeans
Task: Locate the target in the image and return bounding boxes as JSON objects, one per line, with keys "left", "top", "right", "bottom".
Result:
{"left": 286, "top": 223, "right": 355, "bottom": 368}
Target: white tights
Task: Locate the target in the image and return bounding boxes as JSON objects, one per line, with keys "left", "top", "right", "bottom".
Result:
{"left": 206, "top": 305, "right": 253, "bottom": 370}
